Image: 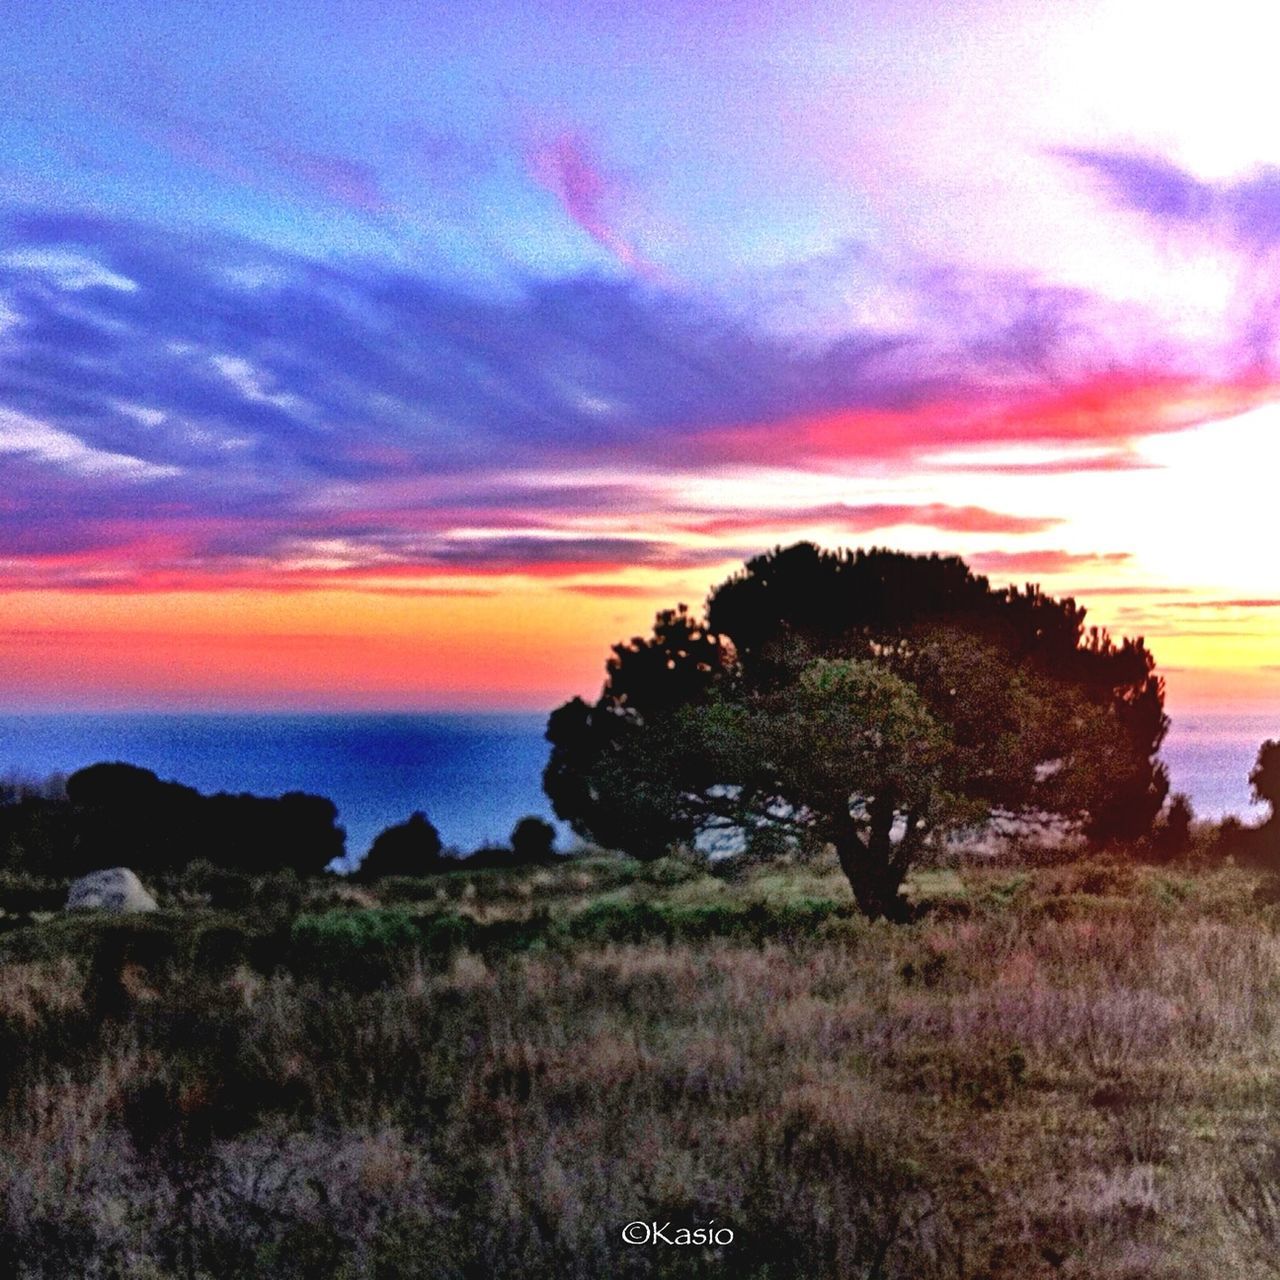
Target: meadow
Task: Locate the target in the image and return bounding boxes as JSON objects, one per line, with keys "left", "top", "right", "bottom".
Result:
{"left": 4, "top": 846, "right": 1280, "bottom": 1277}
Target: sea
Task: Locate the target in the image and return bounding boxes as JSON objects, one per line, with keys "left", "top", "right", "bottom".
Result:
{"left": 0, "top": 709, "right": 1273, "bottom": 867}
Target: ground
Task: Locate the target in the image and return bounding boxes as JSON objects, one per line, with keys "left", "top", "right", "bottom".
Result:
{"left": 1, "top": 849, "right": 1279, "bottom": 1277}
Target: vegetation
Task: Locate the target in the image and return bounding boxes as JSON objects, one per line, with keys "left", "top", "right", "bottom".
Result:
{"left": 546, "top": 543, "right": 1169, "bottom": 916}
{"left": 354, "top": 813, "right": 563, "bottom": 880}
{"left": 3, "top": 842, "right": 1280, "bottom": 1277}
{"left": 7, "top": 539, "right": 1280, "bottom": 1274}
{"left": 354, "top": 811, "right": 444, "bottom": 880}
{"left": 0, "top": 762, "right": 343, "bottom": 879}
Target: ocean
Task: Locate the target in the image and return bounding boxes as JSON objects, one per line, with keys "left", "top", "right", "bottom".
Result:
{"left": 0, "top": 709, "right": 1273, "bottom": 866}
{"left": 0, "top": 713, "right": 555, "bottom": 866}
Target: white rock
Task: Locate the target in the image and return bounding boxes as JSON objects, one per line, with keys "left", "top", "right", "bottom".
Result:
{"left": 65, "top": 867, "right": 158, "bottom": 914}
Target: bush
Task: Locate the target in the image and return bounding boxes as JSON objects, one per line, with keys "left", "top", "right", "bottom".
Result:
{"left": 0, "top": 871, "right": 66, "bottom": 915}
{"left": 375, "top": 875, "right": 446, "bottom": 904}
{"left": 1152, "top": 793, "right": 1194, "bottom": 862}
{"left": 511, "top": 815, "right": 557, "bottom": 863}
{"left": 289, "top": 909, "right": 421, "bottom": 988}
{"left": 176, "top": 861, "right": 256, "bottom": 910}
{"left": 355, "top": 812, "right": 443, "bottom": 881}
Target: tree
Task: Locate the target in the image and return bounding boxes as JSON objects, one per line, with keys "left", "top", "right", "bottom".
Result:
{"left": 1250, "top": 740, "right": 1280, "bottom": 818}
{"left": 63, "top": 762, "right": 345, "bottom": 877}
{"left": 545, "top": 543, "right": 1169, "bottom": 918}
{"left": 355, "top": 812, "right": 443, "bottom": 880}
{"left": 1153, "top": 793, "right": 1194, "bottom": 861}
{"left": 511, "top": 816, "right": 557, "bottom": 863}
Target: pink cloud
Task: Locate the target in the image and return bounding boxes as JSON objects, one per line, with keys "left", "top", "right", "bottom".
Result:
{"left": 696, "top": 374, "right": 1280, "bottom": 470}
{"left": 528, "top": 132, "right": 651, "bottom": 273}
{"left": 682, "top": 502, "right": 1059, "bottom": 537}
{"left": 268, "top": 148, "right": 387, "bottom": 213}
{"left": 968, "top": 549, "right": 1131, "bottom": 575}
{"left": 1164, "top": 598, "right": 1280, "bottom": 610}
{"left": 559, "top": 583, "right": 664, "bottom": 598}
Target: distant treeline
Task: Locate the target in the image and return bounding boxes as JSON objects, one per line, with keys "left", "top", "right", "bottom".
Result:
{"left": 0, "top": 763, "right": 344, "bottom": 879}
{"left": 0, "top": 762, "right": 560, "bottom": 881}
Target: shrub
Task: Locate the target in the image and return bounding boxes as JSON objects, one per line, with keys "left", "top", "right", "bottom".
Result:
{"left": 511, "top": 815, "right": 557, "bottom": 863}
{"left": 1152, "top": 793, "right": 1194, "bottom": 862}
{"left": 177, "top": 860, "right": 255, "bottom": 910}
{"left": 289, "top": 909, "right": 421, "bottom": 988}
{"left": 638, "top": 851, "right": 707, "bottom": 887}
{"left": 355, "top": 812, "right": 443, "bottom": 881}
{"left": 0, "top": 872, "right": 65, "bottom": 915}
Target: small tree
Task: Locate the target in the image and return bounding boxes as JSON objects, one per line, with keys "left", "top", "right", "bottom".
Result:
{"left": 355, "top": 812, "right": 443, "bottom": 881}
{"left": 1251, "top": 741, "right": 1280, "bottom": 819}
{"left": 511, "top": 816, "right": 557, "bottom": 864}
{"left": 1153, "top": 793, "right": 1194, "bottom": 861}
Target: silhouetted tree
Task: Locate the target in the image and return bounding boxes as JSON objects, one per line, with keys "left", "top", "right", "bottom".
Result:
{"left": 58, "top": 763, "right": 345, "bottom": 877}
{"left": 355, "top": 812, "right": 443, "bottom": 881}
{"left": 1153, "top": 793, "right": 1194, "bottom": 861}
{"left": 546, "top": 543, "right": 1170, "bottom": 918}
{"left": 1251, "top": 740, "right": 1280, "bottom": 819}
{"left": 511, "top": 816, "right": 557, "bottom": 863}
{"left": 1243, "top": 740, "right": 1280, "bottom": 866}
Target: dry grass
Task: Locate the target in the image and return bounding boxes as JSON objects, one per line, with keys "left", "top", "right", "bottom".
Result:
{"left": 2, "top": 856, "right": 1280, "bottom": 1275}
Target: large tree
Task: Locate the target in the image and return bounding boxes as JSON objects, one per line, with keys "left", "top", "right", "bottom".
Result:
{"left": 545, "top": 543, "right": 1168, "bottom": 918}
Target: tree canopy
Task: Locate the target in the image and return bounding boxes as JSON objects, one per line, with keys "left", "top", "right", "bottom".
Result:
{"left": 0, "top": 762, "right": 346, "bottom": 879}
{"left": 545, "top": 543, "right": 1168, "bottom": 918}
{"left": 355, "top": 811, "right": 443, "bottom": 881}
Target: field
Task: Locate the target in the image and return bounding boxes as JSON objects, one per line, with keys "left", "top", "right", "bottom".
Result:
{"left": 4, "top": 850, "right": 1280, "bottom": 1277}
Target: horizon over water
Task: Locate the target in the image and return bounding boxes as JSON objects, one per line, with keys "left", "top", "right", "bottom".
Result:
{"left": 0, "top": 712, "right": 556, "bottom": 865}
{"left": 0, "top": 708, "right": 1273, "bottom": 866}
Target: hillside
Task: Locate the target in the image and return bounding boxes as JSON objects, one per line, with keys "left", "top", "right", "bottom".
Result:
{"left": 2, "top": 851, "right": 1280, "bottom": 1277}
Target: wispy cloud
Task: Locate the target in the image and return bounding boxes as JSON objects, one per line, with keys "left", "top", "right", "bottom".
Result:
{"left": 0, "top": 407, "right": 179, "bottom": 481}
{"left": 0, "top": 211, "right": 1271, "bottom": 595}
{"left": 266, "top": 148, "right": 388, "bottom": 213}
{"left": 678, "top": 503, "right": 1060, "bottom": 536}
{"left": 967, "top": 549, "right": 1131, "bottom": 575}
{"left": 528, "top": 132, "right": 653, "bottom": 273}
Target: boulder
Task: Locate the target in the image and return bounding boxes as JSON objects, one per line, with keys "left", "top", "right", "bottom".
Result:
{"left": 65, "top": 867, "right": 158, "bottom": 914}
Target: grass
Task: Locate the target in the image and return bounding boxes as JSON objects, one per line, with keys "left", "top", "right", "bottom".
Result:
{"left": 2, "top": 852, "right": 1280, "bottom": 1275}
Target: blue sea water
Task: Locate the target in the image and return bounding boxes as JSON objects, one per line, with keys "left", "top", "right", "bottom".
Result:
{"left": 0, "top": 709, "right": 1273, "bottom": 866}
{"left": 0, "top": 713, "right": 557, "bottom": 866}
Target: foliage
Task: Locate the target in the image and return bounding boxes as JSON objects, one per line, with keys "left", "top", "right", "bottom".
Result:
{"left": 0, "top": 762, "right": 345, "bottom": 879}
{"left": 546, "top": 543, "right": 1169, "bottom": 917}
{"left": 354, "top": 811, "right": 443, "bottom": 881}
{"left": 1, "top": 855, "right": 1279, "bottom": 1277}
{"left": 1152, "top": 792, "right": 1194, "bottom": 861}
{"left": 510, "top": 815, "right": 557, "bottom": 862}
{"left": 1251, "top": 740, "right": 1280, "bottom": 816}
{"left": 289, "top": 909, "right": 423, "bottom": 987}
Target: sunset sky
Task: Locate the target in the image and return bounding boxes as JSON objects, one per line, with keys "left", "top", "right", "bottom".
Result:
{"left": 4, "top": 0, "right": 1280, "bottom": 714}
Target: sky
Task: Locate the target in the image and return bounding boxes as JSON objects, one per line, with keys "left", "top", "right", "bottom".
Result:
{"left": 4, "top": 0, "right": 1280, "bottom": 715}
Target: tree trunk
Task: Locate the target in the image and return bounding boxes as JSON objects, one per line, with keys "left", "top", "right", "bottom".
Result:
{"left": 832, "top": 800, "right": 910, "bottom": 921}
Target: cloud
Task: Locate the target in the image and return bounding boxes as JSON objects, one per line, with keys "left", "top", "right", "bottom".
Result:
{"left": 1058, "top": 147, "right": 1280, "bottom": 368}
{"left": 559, "top": 583, "right": 665, "bottom": 598}
{"left": 0, "top": 407, "right": 179, "bottom": 481}
{"left": 267, "top": 148, "right": 388, "bottom": 213}
{"left": 0, "top": 211, "right": 1271, "bottom": 593}
{"left": 693, "top": 372, "right": 1280, "bottom": 472}
{"left": 528, "top": 132, "right": 653, "bottom": 273}
{"left": 936, "top": 448, "right": 1157, "bottom": 475}
{"left": 0, "top": 248, "right": 139, "bottom": 292}
{"left": 1162, "top": 598, "right": 1280, "bottom": 610}
{"left": 680, "top": 503, "right": 1060, "bottom": 536}
{"left": 1060, "top": 148, "right": 1280, "bottom": 256}
{"left": 1057, "top": 149, "right": 1214, "bottom": 226}
{"left": 1075, "top": 584, "right": 1190, "bottom": 597}
{"left": 967, "top": 550, "right": 1131, "bottom": 575}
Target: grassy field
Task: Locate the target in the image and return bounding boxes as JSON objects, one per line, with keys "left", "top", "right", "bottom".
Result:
{"left": 3, "top": 851, "right": 1280, "bottom": 1277}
